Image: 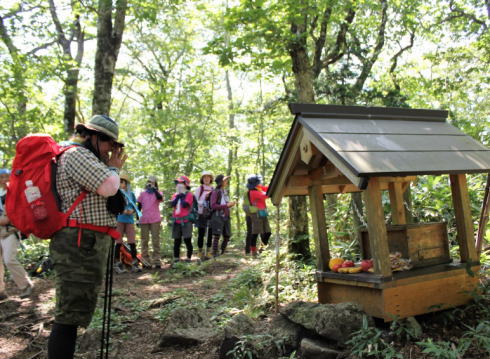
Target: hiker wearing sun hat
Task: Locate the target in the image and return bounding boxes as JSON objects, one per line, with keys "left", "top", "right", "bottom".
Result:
{"left": 48, "top": 114, "right": 127, "bottom": 358}
{"left": 209, "top": 174, "right": 236, "bottom": 257}
{"left": 114, "top": 172, "right": 142, "bottom": 274}
{"left": 194, "top": 171, "right": 214, "bottom": 260}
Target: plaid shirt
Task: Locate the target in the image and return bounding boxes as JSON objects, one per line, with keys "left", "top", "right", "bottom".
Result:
{"left": 56, "top": 146, "right": 117, "bottom": 227}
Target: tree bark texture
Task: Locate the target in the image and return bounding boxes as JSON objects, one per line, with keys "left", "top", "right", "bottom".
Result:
{"left": 225, "top": 70, "right": 235, "bottom": 176}
{"left": 92, "top": 0, "right": 128, "bottom": 116}
{"left": 288, "top": 195, "right": 311, "bottom": 260}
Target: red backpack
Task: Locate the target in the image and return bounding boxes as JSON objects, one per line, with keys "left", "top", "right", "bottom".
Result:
{"left": 6, "top": 134, "right": 86, "bottom": 239}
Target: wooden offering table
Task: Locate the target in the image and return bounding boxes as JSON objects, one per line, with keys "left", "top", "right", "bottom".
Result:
{"left": 267, "top": 104, "right": 489, "bottom": 320}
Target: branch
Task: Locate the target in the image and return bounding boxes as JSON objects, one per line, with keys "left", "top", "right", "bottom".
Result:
{"left": 48, "top": 0, "right": 68, "bottom": 48}
{"left": 74, "top": 21, "right": 84, "bottom": 64}
{"left": 113, "top": 0, "right": 128, "bottom": 39}
{"left": 312, "top": 5, "right": 333, "bottom": 78}
{"left": 1, "top": 3, "right": 42, "bottom": 19}
{"left": 319, "top": 7, "right": 355, "bottom": 76}
{"left": 389, "top": 31, "right": 415, "bottom": 90}
{"left": 352, "top": 0, "right": 388, "bottom": 96}
{"left": 26, "top": 40, "right": 57, "bottom": 56}
{"left": 0, "top": 16, "right": 19, "bottom": 57}
{"left": 445, "top": 0, "right": 487, "bottom": 31}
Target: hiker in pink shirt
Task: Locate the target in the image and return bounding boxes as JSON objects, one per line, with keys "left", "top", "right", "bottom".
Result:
{"left": 137, "top": 175, "right": 163, "bottom": 268}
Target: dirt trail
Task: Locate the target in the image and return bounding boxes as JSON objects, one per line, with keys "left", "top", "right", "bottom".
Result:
{"left": 0, "top": 249, "right": 251, "bottom": 359}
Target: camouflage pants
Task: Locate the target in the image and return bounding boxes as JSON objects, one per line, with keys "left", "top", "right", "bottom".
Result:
{"left": 49, "top": 227, "right": 112, "bottom": 327}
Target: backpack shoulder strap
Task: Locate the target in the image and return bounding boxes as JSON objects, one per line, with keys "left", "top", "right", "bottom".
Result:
{"left": 248, "top": 190, "right": 254, "bottom": 205}
{"left": 65, "top": 191, "right": 88, "bottom": 217}
{"left": 198, "top": 185, "right": 206, "bottom": 200}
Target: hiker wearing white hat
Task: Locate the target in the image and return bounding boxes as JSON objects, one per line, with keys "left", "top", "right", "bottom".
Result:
{"left": 194, "top": 171, "right": 214, "bottom": 260}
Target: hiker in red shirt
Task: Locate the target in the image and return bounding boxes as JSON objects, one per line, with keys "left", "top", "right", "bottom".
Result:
{"left": 245, "top": 175, "right": 271, "bottom": 257}
{"left": 171, "top": 175, "right": 194, "bottom": 263}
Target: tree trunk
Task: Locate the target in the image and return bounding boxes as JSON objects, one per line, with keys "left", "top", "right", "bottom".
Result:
{"left": 235, "top": 166, "right": 242, "bottom": 237}
{"left": 92, "top": 0, "right": 128, "bottom": 115}
{"left": 63, "top": 66, "right": 81, "bottom": 134}
{"left": 351, "top": 192, "right": 364, "bottom": 249}
{"left": 403, "top": 186, "right": 414, "bottom": 223}
{"left": 288, "top": 195, "right": 311, "bottom": 260}
{"left": 225, "top": 70, "right": 235, "bottom": 176}
{"left": 48, "top": 0, "right": 84, "bottom": 135}
{"left": 287, "top": 18, "right": 315, "bottom": 261}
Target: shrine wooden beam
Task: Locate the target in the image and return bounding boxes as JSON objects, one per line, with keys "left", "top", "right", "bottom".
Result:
{"left": 449, "top": 174, "right": 478, "bottom": 263}
{"left": 309, "top": 184, "right": 330, "bottom": 271}
{"left": 363, "top": 177, "right": 392, "bottom": 277}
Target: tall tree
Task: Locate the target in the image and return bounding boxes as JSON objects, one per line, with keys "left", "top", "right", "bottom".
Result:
{"left": 208, "top": 0, "right": 425, "bottom": 259}
{"left": 0, "top": 3, "right": 61, "bottom": 160}
{"left": 48, "top": 0, "right": 85, "bottom": 134}
{"left": 92, "top": 0, "right": 128, "bottom": 115}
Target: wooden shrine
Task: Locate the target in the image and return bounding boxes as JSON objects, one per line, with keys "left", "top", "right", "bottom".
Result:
{"left": 267, "top": 104, "right": 490, "bottom": 321}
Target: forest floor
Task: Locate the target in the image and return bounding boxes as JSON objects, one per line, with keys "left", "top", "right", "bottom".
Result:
{"left": 1, "top": 246, "right": 489, "bottom": 359}
{"left": 0, "top": 247, "right": 255, "bottom": 359}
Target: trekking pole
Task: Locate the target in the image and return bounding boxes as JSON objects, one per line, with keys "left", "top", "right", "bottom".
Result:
{"left": 274, "top": 203, "right": 281, "bottom": 313}
{"left": 100, "top": 240, "right": 115, "bottom": 359}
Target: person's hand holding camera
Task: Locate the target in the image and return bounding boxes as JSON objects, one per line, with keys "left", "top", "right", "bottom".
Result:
{"left": 107, "top": 146, "right": 127, "bottom": 170}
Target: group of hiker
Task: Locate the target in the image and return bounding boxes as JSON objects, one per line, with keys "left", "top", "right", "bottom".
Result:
{"left": 0, "top": 114, "right": 272, "bottom": 358}
{"left": 113, "top": 169, "right": 272, "bottom": 273}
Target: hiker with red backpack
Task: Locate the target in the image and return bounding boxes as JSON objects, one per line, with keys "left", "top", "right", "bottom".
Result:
{"left": 171, "top": 175, "right": 194, "bottom": 263}
{"left": 137, "top": 175, "right": 163, "bottom": 269}
{"left": 114, "top": 172, "right": 142, "bottom": 273}
{"left": 0, "top": 168, "right": 33, "bottom": 300}
{"left": 194, "top": 171, "right": 214, "bottom": 260}
{"left": 45, "top": 115, "right": 126, "bottom": 359}
{"left": 210, "top": 174, "right": 236, "bottom": 257}
{"left": 243, "top": 175, "right": 271, "bottom": 257}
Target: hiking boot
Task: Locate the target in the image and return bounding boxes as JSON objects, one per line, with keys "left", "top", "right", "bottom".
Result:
{"left": 114, "top": 262, "right": 127, "bottom": 274}
{"left": 0, "top": 291, "right": 8, "bottom": 300}
{"left": 199, "top": 249, "right": 206, "bottom": 261}
{"left": 131, "top": 260, "right": 142, "bottom": 273}
{"left": 19, "top": 284, "right": 33, "bottom": 299}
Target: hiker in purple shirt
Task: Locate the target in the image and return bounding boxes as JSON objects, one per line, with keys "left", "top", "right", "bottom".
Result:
{"left": 137, "top": 175, "right": 163, "bottom": 268}
{"left": 209, "top": 174, "right": 236, "bottom": 257}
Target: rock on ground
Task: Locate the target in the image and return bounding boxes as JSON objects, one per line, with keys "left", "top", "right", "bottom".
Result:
{"left": 300, "top": 338, "right": 343, "bottom": 359}
{"left": 269, "top": 314, "right": 304, "bottom": 353}
{"left": 280, "top": 301, "right": 370, "bottom": 347}
{"left": 157, "top": 307, "right": 222, "bottom": 350}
